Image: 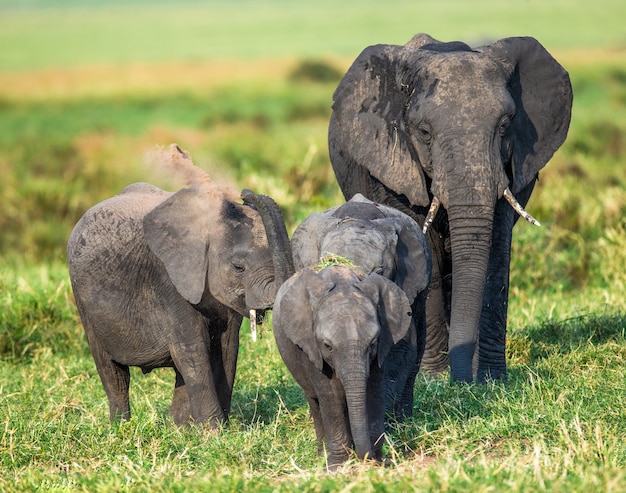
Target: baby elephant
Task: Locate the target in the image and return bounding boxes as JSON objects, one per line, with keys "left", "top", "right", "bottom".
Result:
{"left": 273, "top": 265, "right": 413, "bottom": 467}
{"left": 291, "top": 193, "right": 432, "bottom": 420}
{"left": 67, "top": 145, "right": 293, "bottom": 428}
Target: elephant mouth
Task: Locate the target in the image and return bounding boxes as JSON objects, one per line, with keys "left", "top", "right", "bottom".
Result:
{"left": 421, "top": 187, "right": 540, "bottom": 234}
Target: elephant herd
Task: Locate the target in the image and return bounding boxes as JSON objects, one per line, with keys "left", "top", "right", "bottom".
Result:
{"left": 67, "top": 34, "right": 572, "bottom": 468}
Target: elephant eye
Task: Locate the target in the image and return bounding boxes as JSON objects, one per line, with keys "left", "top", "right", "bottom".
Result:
{"left": 417, "top": 122, "right": 432, "bottom": 144}
{"left": 323, "top": 341, "right": 333, "bottom": 352}
{"left": 232, "top": 262, "right": 246, "bottom": 273}
{"left": 498, "top": 115, "right": 513, "bottom": 137}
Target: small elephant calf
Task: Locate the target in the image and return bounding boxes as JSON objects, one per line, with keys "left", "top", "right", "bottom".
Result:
{"left": 67, "top": 145, "right": 292, "bottom": 427}
{"left": 273, "top": 265, "right": 413, "bottom": 467}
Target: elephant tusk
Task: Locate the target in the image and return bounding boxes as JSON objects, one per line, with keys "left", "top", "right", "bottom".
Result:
{"left": 422, "top": 196, "right": 441, "bottom": 234}
{"left": 249, "top": 309, "right": 257, "bottom": 342}
{"left": 503, "top": 188, "right": 541, "bottom": 227}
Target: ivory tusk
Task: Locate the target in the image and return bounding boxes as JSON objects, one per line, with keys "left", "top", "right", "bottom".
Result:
{"left": 249, "top": 309, "right": 257, "bottom": 342}
{"left": 422, "top": 196, "right": 441, "bottom": 234}
{"left": 503, "top": 188, "right": 541, "bottom": 227}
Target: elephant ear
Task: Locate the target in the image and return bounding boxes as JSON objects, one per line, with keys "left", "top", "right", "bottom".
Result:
{"left": 329, "top": 42, "right": 430, "bottom": 207}
{"left": 274, "top": 269, "right": 333, "bottom": 371}
{"left": 143, "top": 186, "right": 212, "bottom": 305}
{"left": 373, "top": 214, "right": 432, "bottom": 302}
{"left": 480, "top": 36, "right": 573, "bottom": 193}
{"left": 291, "top": 213, "right": 341, "bottom": 270}
{"left": 358, "top": 273, "right": 412, "bottom": 367}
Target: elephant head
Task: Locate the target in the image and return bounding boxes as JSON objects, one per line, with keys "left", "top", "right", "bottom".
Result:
{"left": 143, "top": 184, "right": 293, "bottom": 318}
{"left": 329, "top": 34, "right": 573, "bottom": 382}
{"left": 291, "top": 193, "right": 431, "bottom": 305}
{"left": 273, "top": 266, "right": 412, "bottom": 462}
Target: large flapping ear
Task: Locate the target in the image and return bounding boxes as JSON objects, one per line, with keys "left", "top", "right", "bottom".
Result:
{"left": 273, "top": 269, "right": 334, "bottom": 371}
{"left": 329, "top": 41, "right": 430, "bottom": 208}
{"left": 291, "top": 213, "right": 341, "bottom": 270}
{"left": 143, "top": 186, "right": 213, "bottom": 305}
{"left": 357, "top": 273, "right": 412, "bottom": 367}
{"left": 479, "top": 37, "right": 573, "bottom": 193}
{"left": 372, "top": 213, "right": 432, "bottom": 303}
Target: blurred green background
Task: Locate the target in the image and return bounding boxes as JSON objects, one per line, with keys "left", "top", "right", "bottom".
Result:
{"left": 1, "top": 0, "right": 625, "bottom": 266}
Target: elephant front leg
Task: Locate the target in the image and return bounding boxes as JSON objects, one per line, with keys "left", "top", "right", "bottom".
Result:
{"left": 169, "top": 369, "right": 191, "bottom": 425}
{"left": 213, "top": 314, "right": 242, "bottom": 417}
{"left": 304, "top": 394, "right": 326, "bottom": 456}
{"left": 367, "top": 363, "right": 386, "bottom": 461}
{"left": 84, "top": 324, "right": 131, "bottom": 421}
{"left": 315, "top": 379, "right": 352, "bottom": 469}
{"left": 170, "top": 336, "right": 225, "bottom": 428}
{"left": 420, "top": 237, "right": 450, "bottom": 375}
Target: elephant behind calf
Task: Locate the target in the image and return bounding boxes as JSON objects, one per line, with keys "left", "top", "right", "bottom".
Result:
{"left": 67, "top": 144, "right": 293, "bottom": 427}
{"left": 291, "top": 193, "right": 432, "bottom": 420}
{"left": 273, "top": 194, "right": 431, "bottom": 467}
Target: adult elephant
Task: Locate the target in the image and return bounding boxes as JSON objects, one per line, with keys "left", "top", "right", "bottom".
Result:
{"left": 67, "top": 145, "right": 293, "bottom": 427}
{"left": 328, "top": 34, "right": 573, "bottom": 383}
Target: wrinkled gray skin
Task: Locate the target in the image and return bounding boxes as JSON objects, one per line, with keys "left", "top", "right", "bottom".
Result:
{"left": 273, "top": 266, "right": 413, "bottom": 468}
{"left": 67, "top": 182, "right": 292, "bottom": 427}
{"left": 291, "top": 193, "right": 431, "bottom": 420}
{"left": 329, "top": 34, "right": 573, "bottom": 382}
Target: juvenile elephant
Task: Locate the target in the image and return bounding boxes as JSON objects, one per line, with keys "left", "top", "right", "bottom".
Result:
{"left": 291, "top": 193, "right": 431, "bottom": 419}
{"left": 329, "top": 34, "right": 573, "bottom": 382}
{"left": 273, "top": 265, "right": 413, "bottom": 467}
{"left": 67, "top": 145, "right": 293, "bottom": 427}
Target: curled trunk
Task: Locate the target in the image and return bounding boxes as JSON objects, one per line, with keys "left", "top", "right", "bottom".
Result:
{"left": 241, "top": 190, "right": 294, "bottom": 288}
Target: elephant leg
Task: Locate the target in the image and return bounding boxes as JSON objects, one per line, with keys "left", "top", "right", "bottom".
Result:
{"left": 383, "top": 335, "right": 416, "bottom": 421}
{"left": 420, "top": 234, "right": 450, "bottom": 375}
{"left": 393, "top": 303, "right": 427, "bottom": 420}
{"left": 83, "top": 320, "right": 131, "bottom": 421}
{"left": 212, "top": 314, "right": 242, "bottom": 418}
{"left": 477, "top": 180, "right": 535, "bottom": 382}
{"left": 169, "top": 369, "right": 192, "bottom": 425}
{"left": 367, "top": 363, "right": 386, "bottom": 461}
{"left": 315, "top": 379, "right": 352, "bottom": 469}
{"left": 304, "top": 394, "right": 326, "bottom": 456}
{"left": 170, "top": 328, "right": 224, "bottom": 428}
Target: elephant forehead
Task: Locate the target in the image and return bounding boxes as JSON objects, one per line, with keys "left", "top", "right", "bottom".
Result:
{"left": 322, "top": 222, "right": 389, "bottom": 251}
{"left": 419, "top": 53, "right": 507, "bottom": 108}
{"left": 316, "top": 288, "right": 378, "bottom": 332}
{"left": 321, "top": 226, "right": 393, "bottom": 273}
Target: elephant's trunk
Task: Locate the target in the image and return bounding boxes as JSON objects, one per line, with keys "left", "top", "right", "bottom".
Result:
{"left": 338, "top": 360, "right": 374, "bottom": 462}
{"left": 241, "top": 190, "right": 295, "bottom": 290}
{"left": 446, "top": 202, "right": 494, "bottom": 382}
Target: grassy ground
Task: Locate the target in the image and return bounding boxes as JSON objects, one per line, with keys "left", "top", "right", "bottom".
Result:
{"left": 1, "top": 1, "right": 626, "bottom": 491}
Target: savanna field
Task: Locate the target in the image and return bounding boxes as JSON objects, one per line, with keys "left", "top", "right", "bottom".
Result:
{"left": 1, "top": 0, "right": 626, "bottom": 490}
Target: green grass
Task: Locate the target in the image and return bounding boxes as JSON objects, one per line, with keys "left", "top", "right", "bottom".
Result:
{"left": 1, "top": 0, "right": 626, "bottom": 490}
{"left": 1, "top": 0, "right": 626, "bottom": 71}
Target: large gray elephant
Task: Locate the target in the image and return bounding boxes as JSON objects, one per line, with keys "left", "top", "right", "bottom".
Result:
{"left": 273, "top": 265, "right": 413, "bottom": 467}
{"left": 67, "top": 145, "right": 293, "bottom": 427}
{"left": 328, "top": 34, "right": 573, "bottom": 383}
{"left": 291, "top": 193, "right": 431, "bottom": 419}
